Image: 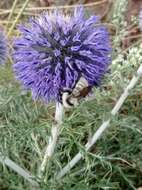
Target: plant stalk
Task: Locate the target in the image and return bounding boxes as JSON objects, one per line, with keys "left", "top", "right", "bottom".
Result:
{"left": 38, "top": 102, "right": 64, "bottom": 178}
{"left": 6, "top": 0, "right": 19, "bottom": 29}
{"left": 7, "top": 0, "right": 30, "bottom": 37}
{"left": 56, "top": 64, "right": 142, "bottom": 179}
{"left": 0, "top": 153, "right": 39, "bottom": 187}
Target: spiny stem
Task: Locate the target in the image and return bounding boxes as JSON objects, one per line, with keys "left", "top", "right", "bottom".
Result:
{"left": 0, "top": 153, "right": 39, "bottom": 187}
{"left": 7, "top": 0, "right": 30, "bottom": 37}
{"left": 56, "top": 64, "right": 142, "bottom": 179}
{"left": 38, "top": 102, "right": 64, "bottom": 178}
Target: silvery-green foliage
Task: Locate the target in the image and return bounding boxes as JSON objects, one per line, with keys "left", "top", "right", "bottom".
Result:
{"left": 111, "top": 0, "right": 128, "bottom": 56}
{"left": 110, "top": 45, "right": 142, "bottom": 92}
{"left": 112, "top": 0, "right": 128, "bottom": 26}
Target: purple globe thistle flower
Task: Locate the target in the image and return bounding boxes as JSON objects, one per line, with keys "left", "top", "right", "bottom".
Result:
{"left": 13, "top": 7, "right": 111, "bottom": 103}
{"left": 0, "top": 31, "right": 7, "bottom": 65}
{"left": 139, "top": 10, "right": 142, "bottom": 31}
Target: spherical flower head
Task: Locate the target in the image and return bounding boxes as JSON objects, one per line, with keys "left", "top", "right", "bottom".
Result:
{"left": 0, "top": 30, "right": 7, "bottom": 65}
{"left": 13, "top": 7, "right": 111, "bottom": 103}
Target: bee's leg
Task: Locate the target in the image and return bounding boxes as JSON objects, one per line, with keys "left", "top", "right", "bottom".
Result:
{"left": 62, "top": 92, "right": 74, "bottom": 108}
{"left": 68, "top": 96, "right": 79, "bottom": 107}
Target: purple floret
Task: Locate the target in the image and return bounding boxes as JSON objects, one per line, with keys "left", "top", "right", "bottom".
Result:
{"left": 0, "top": 31, "right": 7, "bottom": 65}
{"left": 13, "top": 6, "right": 111, "bottom": 103}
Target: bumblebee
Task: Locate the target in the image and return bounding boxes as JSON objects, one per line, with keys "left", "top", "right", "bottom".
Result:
{"left": 62, "top": 77, "right": 91, "bottom": 108}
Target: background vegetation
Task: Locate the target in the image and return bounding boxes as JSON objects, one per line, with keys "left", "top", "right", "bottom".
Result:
{"left": 0, "top": 0, "right": 142, "bottom": 189}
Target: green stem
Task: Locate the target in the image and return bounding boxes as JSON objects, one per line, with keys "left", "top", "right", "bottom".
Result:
{"left": 6, "top": 0, "right": 19, "bottom": 29}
